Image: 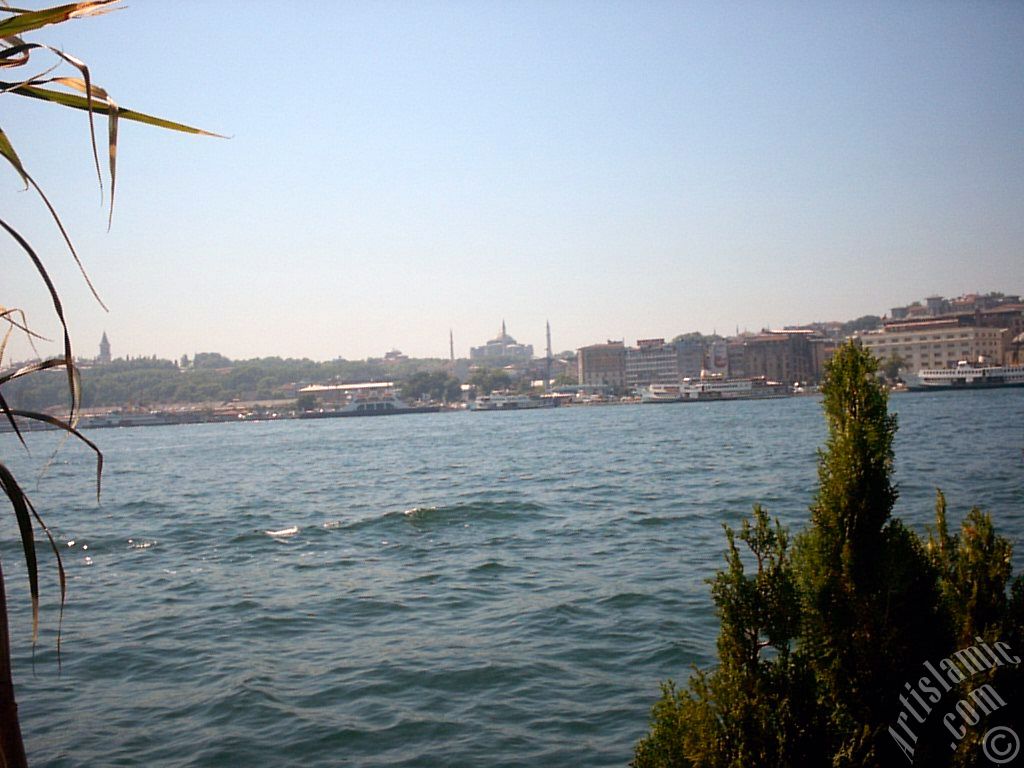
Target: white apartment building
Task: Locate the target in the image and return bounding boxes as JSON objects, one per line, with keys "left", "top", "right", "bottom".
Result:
{"left": 625, "top": 339, "right": 680, "bottom": 388}
{"left": 857, "top": 320, "right": 1006, "bottom": 372}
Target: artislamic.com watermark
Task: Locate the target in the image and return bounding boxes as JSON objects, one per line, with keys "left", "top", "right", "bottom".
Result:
{"left": 889, "top": 636, "right": 1020, "bottom": 764}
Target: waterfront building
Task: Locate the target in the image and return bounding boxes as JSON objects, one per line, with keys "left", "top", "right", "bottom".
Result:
{"left": 976, "top": 303, "right": 1024, "bottom": 360}
{"left": 857, "top": 319, "right": 1007, "bottom": 372}
{"left": 726, "top": 340, "right": 746, "bottom": 379}
{"left": 549, "top": 355, "right": 576, "bottom": 382}
{"left": 1011, "top": 332, "right": 1024, "bottom": 365}
{"left": 625, "top": 338, "right": 681, "bottom": 388}
{"left": 810, "top": 336, "right": 839, "bottom": 377}
{"left": 704, "top": 340, "right": 729, "bottom": 376}
{"left": 726, "top": 330, "right": 819, "bottom": 384}
{"left": 470, "top": 321, "right": 534, "bottom": 363}
{"left": 675, "top": 338, "right": 706, "bottom": 379}
{"left": 577, "top": 341, "right": 626, "bottom": 389}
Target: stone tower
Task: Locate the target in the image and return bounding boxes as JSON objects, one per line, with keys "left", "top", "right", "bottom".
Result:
{"left": 98, "top": 331, "right": 111, "bottom": 364}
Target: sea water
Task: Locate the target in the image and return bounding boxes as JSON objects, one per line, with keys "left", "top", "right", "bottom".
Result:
{"left": 2, "top": 390, "right": 1022, "bottom": 766}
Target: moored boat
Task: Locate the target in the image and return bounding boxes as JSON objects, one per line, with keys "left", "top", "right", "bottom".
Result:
{"left": 679, "top": 375, "right": 790, "bottom": 401}
{"left": 469, "top": 393, "right": 558, "bottom": 411}
{"left": 297, "top": 382, "right": 439, "bottom": 418}
{"left": 904, "top": 361, "right": 1024, "bottom": 391}
{"left": 639, "top": 384, "right": 682, "bottom": 403}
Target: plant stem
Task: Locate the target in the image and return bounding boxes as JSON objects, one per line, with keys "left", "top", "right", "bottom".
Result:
{"left": 0, "top": 560, "right": 29, "bottom": 768}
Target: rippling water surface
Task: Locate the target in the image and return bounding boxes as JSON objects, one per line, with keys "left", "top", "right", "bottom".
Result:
{"left": 2, "top": 390, "right": 1022, "bottom": 766}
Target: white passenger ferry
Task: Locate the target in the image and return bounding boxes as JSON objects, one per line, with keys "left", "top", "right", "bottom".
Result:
{"left": 297, "top": 382, "right": 439, "bottom": 417}
{"left": 639, "top": 384, "right": 682, "bottom": 403}
{"left": 640, "top": 376, "right": 791, "bottom": 402}
{"left": 904, "top": 361, "right": 1024, "bottom": 391}
{"left": 679, "top": 375, "right": 790, "bottom": 401}
{"left": 470, "top": 393, "right": 557, "bottom": 411}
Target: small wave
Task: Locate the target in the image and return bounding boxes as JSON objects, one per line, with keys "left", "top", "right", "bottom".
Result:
{"left": 327, "top": 501, "right": 546, "bottom": 535}
{"left": 265, "top": 526, "right": 299, "bottom": 538}
{"left": 597, "top": 591, "right": 651, "bottom": 609}
{"left": 633, "top": 515, "right": 682, "bottom": 527}
{"left": 403, "top": 506, "right": 438, "bottom": 518}
{"left": 401, "top": 500, "right": 548, "bottom": 526}
{"left": 127, "top": 539, "right": 157, "bottom": 550}
{"left": 469, "top": 560, "right": 516, "bottom": 575}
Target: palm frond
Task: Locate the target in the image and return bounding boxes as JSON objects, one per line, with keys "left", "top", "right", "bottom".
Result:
{"left": 1, "top": 81, "right": 221, "bottom": 136}
{"left": 27, "top": 169, "right": 108, "bottom": 311}
{"left": 0, "top": 390, "right": 24, "bottom": 446}
{"left": 8, "top": 409, "right": 102, "bottom": 499}
{"left": 0, "top": 1, "right": 120, "bottom": 39}
{"left": 1, "top": 42, "right": 104, "bottom": 192}
{"left": 0, "top": 357, "right": 86, "bottom": 466}
{"left": 0, "top": 124, "right": 28, "bottom": 185}
{"left": 47, "top": 75, "right": 118, "bottom": 225}
{"left": 0, "top": 458, "right": 73, "bottom": 661}
{"left": 0, "top": 356, "right": 74, "bottom": 388}
{"left": 0, "top": 38, "right": 32, "bottom": 68}
{"left": 0, "top": 463, "right": 40, "bottom": 643}
{"left": 0, "top": 218, "right": 80, "bottom": 423}
{"left": 0, "top": 307, "right": 49, "bottom": 345}
{"left": 0, "top": 557, "right": 30, "bottom": 767}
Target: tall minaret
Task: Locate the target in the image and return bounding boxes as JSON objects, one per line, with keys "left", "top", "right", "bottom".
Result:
{"left": 449, "top": 329, "right": 454, "bottom": 364}
{"left": 501, "top": 319, "right": 507, "bottom": 338}
{"left": 545, "top": 320, "right": 553, "bottom": 392}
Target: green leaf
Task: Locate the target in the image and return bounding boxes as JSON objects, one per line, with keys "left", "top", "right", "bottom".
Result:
{"left": 0, "top": 125, "right": 29, "bottom": 186}
{"left": 8, "top": 409, "right": 103, "bottom": 502}
{"left": 2, "top": 82, "right": 223, "bottom": 136}
{"left": 0, "top": 1, "right": 120, "bottom": 39}
{"left": 0, "top": 217, "right": 79, "bottom": 423}
{"left": 0, "top": 463, "right": 39, "bottom": 643}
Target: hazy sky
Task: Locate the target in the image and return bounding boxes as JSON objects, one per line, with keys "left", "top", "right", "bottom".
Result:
{"left": 5, "top": 1, "right": 1022, "bottom": 362}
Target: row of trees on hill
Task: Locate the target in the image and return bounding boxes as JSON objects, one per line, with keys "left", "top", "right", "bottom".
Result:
{"left": 633, "top": 342, "right": 1022, "bottom": 767}
{"left": 2, "top": 355, "right": 453, "bottom": 410}
{"left": 3, "top": 352, "right": 561, "bottom": 410}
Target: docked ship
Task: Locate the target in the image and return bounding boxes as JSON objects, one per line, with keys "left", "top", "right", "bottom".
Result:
{"left": 679, "top": 375, "right": 790, "bottom": 401}
{"left": 904, "top": 361, "right": 1024, "bottom": 391}
{"left": 640, "top": 376, "right": 790, "bottom": 403}
{"left": 81, "top": 411, "right": 178, "bottom": 429}
{"left": 639, "top": 384, "right": 682, "bottom": 403}
{"left": 297, "top": 382, "right": 439, "bottom": 418}
{"left": 469, "top": 393, "right": 558, "bottom": 411}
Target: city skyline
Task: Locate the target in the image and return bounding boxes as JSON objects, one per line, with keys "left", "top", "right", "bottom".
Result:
{"left": 5, "top": 2, "right": 1023, "bottom": 363}
{"left": 74, "top": 287, "right": 1020, "bottom": 366}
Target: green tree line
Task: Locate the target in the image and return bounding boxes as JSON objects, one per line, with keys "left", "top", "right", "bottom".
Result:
{"left": 2, "top": 355, "right": 453, "bottom": 409}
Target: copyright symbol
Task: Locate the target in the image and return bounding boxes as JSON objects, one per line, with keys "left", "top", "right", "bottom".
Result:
{"left": 983, "top": 726, "right": 1020, "bottom": 764}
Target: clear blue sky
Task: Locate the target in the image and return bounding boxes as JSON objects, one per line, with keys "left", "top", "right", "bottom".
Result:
{"left": 5, "top": 0, "right": 1023, "bottom": 362}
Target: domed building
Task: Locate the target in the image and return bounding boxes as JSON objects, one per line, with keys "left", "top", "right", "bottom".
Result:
{"left": 470, "top": 321, "right": 534, "bottom": 363}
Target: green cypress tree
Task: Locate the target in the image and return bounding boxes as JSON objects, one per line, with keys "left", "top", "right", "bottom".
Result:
{"left": 794, "top": 341, "right": 947, "bottom": 765}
